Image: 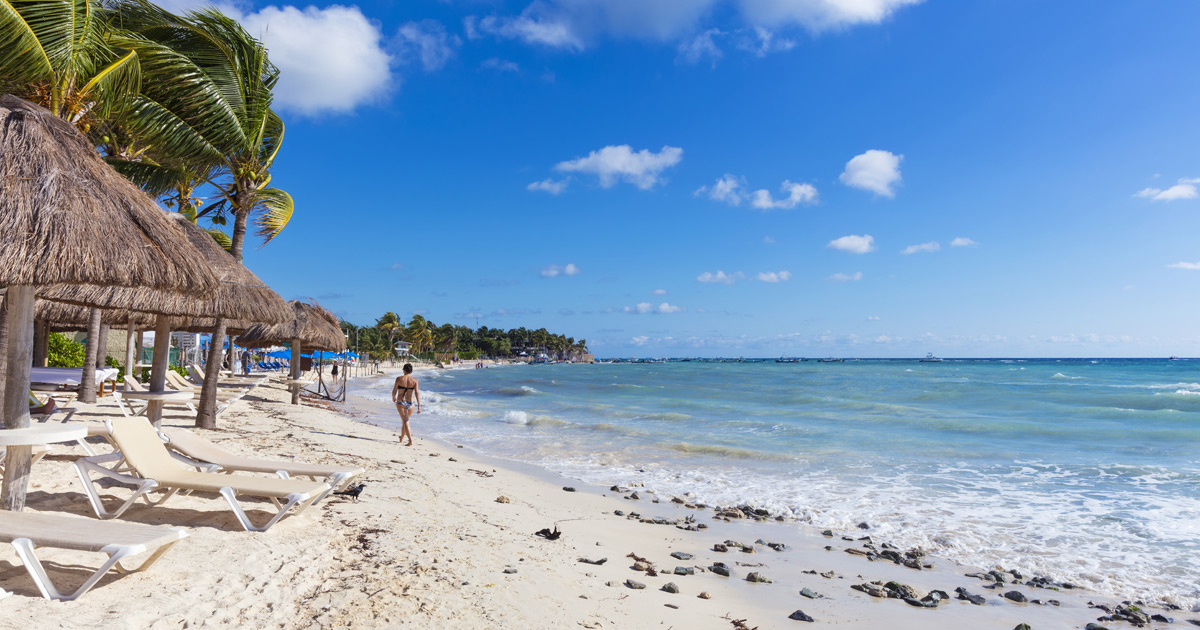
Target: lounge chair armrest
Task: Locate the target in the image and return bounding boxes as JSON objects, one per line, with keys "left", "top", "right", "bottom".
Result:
{"left": 167, "top": 450, "right": 221, "bottom": 473}
{"left": 77, "top": 455, "right": 149, "bottom": 487}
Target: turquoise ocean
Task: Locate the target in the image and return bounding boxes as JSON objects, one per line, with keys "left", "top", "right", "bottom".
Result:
{"left": 352, "top": 359, "right": 1200, "bottom": 608}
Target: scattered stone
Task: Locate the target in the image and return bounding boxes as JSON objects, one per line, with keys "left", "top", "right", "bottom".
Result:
{"left": 664, "top": 603, "right": 679, "bottom": 609}
{"left": 746, "top": 572, "right": 773, "bottom": 584}
{"left": 673, "top": 567, "right": 694, "bottom": 576}
{"left": 857, "top": 522, "right": 870, "bottom": 530}
{"left": 884, "top": 582, "right": 918, "bottom": 600}
{"left": 851, "top": 583, "right": 888, "bottom": 598}
{"left": 495, "top": 496, "right": 511, "bottom": 504}
{"left": 821, "top": 530, "right": 834, "bottom": 537}
{"left": 632, "top": 561, "right": 652, "bottom": 571}
{"left": 698, "top": 591, "right": 712, "bottom": 599}
{"left": 709, "top": 563, "right": 731, "bottom": 577}
{"left": 844, "top": 548, "right": 870, "bottom": 556}
{"left": 788, "top": 610, "right": 815, "bottom": 622}
{"left": 661, "top": 582, "right": 680, "bottom": 594}
{"left": 610, "top": 485, "right": 622, "bottom": 492}
{"left": 1150, "top": 614, "right": 1171, "bottom": 623}
{"left": 629, "top": 492, "right": 640, "bottom": 500}
{"left": 1084, "top": 625, "right": 1109, "bottom": 630}
{"left": 671, "top": 496, "right": 686, "bottom": 504}
{"left": 713, "top": 543, "right": 728, "bottom": 553}
{"left": 799, "top": 588, "right": 820, "bottom": 599}
{"left": 577, "top": 557, "right": 607, "bottom": 565}
{"left": 1003, "top": 590, "right": 1028, "bottom": 603}
{"left": 819, "top": 571, "right": 836, "bottom": 579}
{"left": 1014, "top": 624, "right": 1031, "bottom": 630}
{"left": 767, "top": 542, "right": 786, "bottom": 552}
{"left": 563, "top": 487, "right": 576, "bottom": 492}
{"left": 448, "top": 457, "right": 458, "bottom": 462}
{"left": 605, "top": 581, "right": 619, "bottom": 587}
{"left": 1031, "top": 599, "right": 1060, "bottom": 606}
{"left": 626, "top": 580, "right": 646, "bottom": 590}
{"left": 503, "top": 568, "right": 518, "bottom": 574}
{"left": 955, "top": 587, "right": 986, "bottom": 605}
{"left": 670, "top": 551, "right": 693, "bottom": 560}
{"left": 614, "top": 510, "right": 625, "bottom": 516}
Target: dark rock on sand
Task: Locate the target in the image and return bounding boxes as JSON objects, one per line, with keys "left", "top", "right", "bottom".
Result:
{"left": 709, "top": 563, "right": 731, "bottom": 577}
{"left": 1003, "top": 591, "right": 1028, "bottom": 603}
{"left": 746, "top": 572, "right": 773, "bottom": 584}
{"left": 857, "top": 522, "right": 870, "bottom": 530}
{"left": 1150, "top": 614, "right": 1171, "bottom": 623}
{"left": 562, "top": 487, "right": 576, "bottom": 492}
{"left": 626, "top": 580, "right": 646, "bottom": 590}
{"left": 614, "top": 510, "right": 625, "bottom": 516}
{"left": 503, "top": 568, "right": 518, "bottom": 574}
{"left": 698, "top": 591, "right": 712, "bottom": 599}
{"left": 577, "top": 557, "right": 607, "bottom": 565}
{"left": 883, "top": 581, "right": 919, "bottom": 600}
{"left": 955, "top": 587, "right": 986, "bottom": 605}
{"left": 670, "top": 551, "right": 693, "bottom": 560}
{"left": 713, "top": 543, "right": 728, "bottom": 552}
{"left": 673, "top": 567, "right": 694, "bottom": 576}
{"left": 822, "top": 530, "right": 834, "bottom": 537}
{"left": 1013, "top": 624, "right": 1031, "bottom": 630}
{"left": 629, "top": 492, "right": 640, "bottom": 500}
{"left": 788, "top": 610, "right": 815, "bottom": 622}
{"left": 1084, "top": 624, "right": 1109, "bottom": 630}
{"left": 851, "top": 583, "right": 888, "bottom": 598}
{"left": 904, "top": 596, "right": 936, "bottom": 608}
{"left": 632, "top": 561, "right": 652, "bottom": 571}
{"left": 799, "top": 588, "right": 820, "bottom": 599}
{"left": 661, "top": 582, "right": 680, "bottom": 594}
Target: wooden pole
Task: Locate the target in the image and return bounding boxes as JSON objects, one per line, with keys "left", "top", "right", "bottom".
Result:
{"left": 124, "top": 317, "right": 136, "bottom": 381}
{"left": 1, "top": 286, "right": 36, "bottom": 511}
{"left": 290, "top": 341, "right": 301, "bottom": 405}
{"left": 95, "top": 324, "right": 110, "bottom": 368}
{"left": 31, "top": 320, "right": 47, "bottom": 367}
{"left": 79, "top": 308, "right": 101, "bottom": 403}
{"left": 146, "top": 315, "right": 171, "bottom": 426}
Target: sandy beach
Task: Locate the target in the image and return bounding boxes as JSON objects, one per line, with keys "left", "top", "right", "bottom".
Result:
{"left": 0, "top": 367, "right": 1189, "bottom": 629}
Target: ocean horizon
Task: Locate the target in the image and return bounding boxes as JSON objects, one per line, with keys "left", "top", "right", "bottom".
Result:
{"left": 354, "top": 359, "right": 1200, "bottom": 610}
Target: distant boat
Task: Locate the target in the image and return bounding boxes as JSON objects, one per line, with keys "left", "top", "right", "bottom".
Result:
{"left": 1169, "top": 356, "right": 1181, "bottom": 361}
{"left": 776, "top": 357, "right": 801, "bottom": 363}
{"left": 817, "top": 357, "right": 843, "bottom": 363}
{"left": 919, "top": 353, "right": 943, "bottom": 363}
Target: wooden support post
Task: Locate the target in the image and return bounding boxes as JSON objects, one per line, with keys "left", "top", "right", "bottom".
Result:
{"left": 2, "top": 286, "right": 36, "bottom": 511}
{"left": 79, "top": 308, "right": 101, "bottom": 403}
{"left": 146, "top": 315, "right": 171, "bottom": 426}
{"left": 290, "top": 341, "right": 301, "bottom": 405}
{"left": 135, "top": 331, "right": 144, "bottom": 371}
{"left": 95, "top": 324, "right": 110, "bottom": 369}
{"left": 32, "top": 320, "right": 47, "bottom": 367}
{"left": 124, "top": 317, "right": 137, "bottom": 381}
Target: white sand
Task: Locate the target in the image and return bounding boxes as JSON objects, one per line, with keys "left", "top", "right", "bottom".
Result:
{"left": 0, "top": 370, "right": 1184, "bottom": 629}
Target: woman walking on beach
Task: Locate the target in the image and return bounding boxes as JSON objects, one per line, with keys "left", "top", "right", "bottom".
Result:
{"left": 392, "top": 363, "right": 420, "bottom": 446}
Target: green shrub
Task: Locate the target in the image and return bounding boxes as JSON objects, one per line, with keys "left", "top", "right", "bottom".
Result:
{"left": 47, "top": 333, "right": 85, "bottom": 367}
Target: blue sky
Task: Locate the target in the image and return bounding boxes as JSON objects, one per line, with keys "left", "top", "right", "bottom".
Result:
{"left": 172, "top": 0, "right": 1200, "bottom": 357}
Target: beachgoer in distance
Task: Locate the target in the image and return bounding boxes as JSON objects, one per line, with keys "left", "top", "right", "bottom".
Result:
{"left": 392, "top": 363, "right": 420, "bottom": 446}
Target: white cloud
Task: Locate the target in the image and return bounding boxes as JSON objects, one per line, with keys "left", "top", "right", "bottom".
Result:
{"left": 697, "top": 270, "right": 743, "bottom": 284}
{"left": 840, "top": 149, "right": 903, "bottom": 197}
{"left": 866, "top": 315, "right": 880, "bottom": 321}
{"left": 540, "top": 263, "right": 580, "bottom": 277}
{"left": 652, "top": 288, "right": 668, "bottom": 295}
{"left": 757, "top": 270, "right": 791, "bottom": 282}
{"left": 699, "top": 175, "right": 816, "bottom": 209}
{"left": 827, "top": 234, "right": 875, "bottom": 254}
{"left": 631, "top": 335, "right": 650, "bottom": 346}
{"left": 527, "top": 178, "right": 568, "bottom": 194}
{"left": 394, "top": 20, "right": 460, "bottom": 72}
{"left": 901, "top": 241, "right": 940, "bottom": 255}
{"left": 830, "top": 271, "right": 863, "bottom": 282}
{"left": 474, "top": 9, "right": 584, "bottom": 50}
{"left": 1135, "top": 177, "right": 1200, "bottom": 202}
{"left": 750, "top": 180, "right": 818, "bottom": 209}
{"left": 677, "top": 28, "right": 723, "bottom": 65}
{"left": 467, "top": 0, "right": 920, "bottom": 50}
{"left": 482, "top": 57, "right": 520, "bottom": 72}
{"left": 624, "top": 302, "right": 684, "bottom": 314}
{"left": 740, "top": 0, "right": 924, "bottom": 31}
{"left": 1168, "top": 261, "right": 1200, "bottom": 270}
{"left": 737, "top": 26, "right": 794, "bottom": 57}
{"left": 555, "top": 145, "right": 683, "bottom": 189}
{"left": 950, "top": 237, "right": 978, "bottom": 247}
{"left": 239, "top": 5, "right": 393, "bottom": 115}
{"left": 695, "top": 174, "right": 745, "bottom": 205}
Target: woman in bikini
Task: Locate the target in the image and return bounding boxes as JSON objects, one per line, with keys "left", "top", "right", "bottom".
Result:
{"left": 392, "top": 363, "right": 420, "bottom": 446}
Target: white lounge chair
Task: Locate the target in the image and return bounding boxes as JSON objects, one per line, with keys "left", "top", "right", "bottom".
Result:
{"left": 112, "top": 377, "right": 197, "bottom": 417}
{"left": 0, "top": 510, "right": 186, "bottom": 601}
{"left": 160, "top": 428, "right": 364, "bottom": 499}
{"left": 74, "top": 418, "right": 329, "bottom": 532}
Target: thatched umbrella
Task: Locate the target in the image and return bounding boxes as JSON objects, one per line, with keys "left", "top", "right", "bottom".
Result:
{"left": 40, "top": 213, "right": 292, "bottom": 427}
{"left": 0, "top": 95, "right": 220, "bottom": 510}
{"left": 237, "top": 300, "right": 346, "bottom": 404}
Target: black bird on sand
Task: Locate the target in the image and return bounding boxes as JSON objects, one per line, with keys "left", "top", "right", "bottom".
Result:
{"left": 334, "top": 483, "right": 366, "bottom": 501}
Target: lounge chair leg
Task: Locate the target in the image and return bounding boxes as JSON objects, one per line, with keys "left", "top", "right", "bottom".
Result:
{"left": 73, "top": 458, "right": 159, "bottom": 519}
{"left": 218, "top": 488, "right": 317, "bottom": 532}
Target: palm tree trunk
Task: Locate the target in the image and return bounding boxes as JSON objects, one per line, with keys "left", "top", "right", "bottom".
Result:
{"left": 290, "top": 341, "right": 301, "bottom": 405}
{"left": 230, "top": 205, "right": 250, "bottom": 261}
{"left": 95, "top": 324, "right": 110, "bottom": 369}
{"left": 80, "top": 308, "right": 101, "bottom": 403}
{"left": 0, "top": 296, "right": 7, "bottom": 417}
{"left": 195, "top": 318, "right": 227, "bottom": 429}
{"left": 32, "top": 320, "right": 47, "bottom": 367}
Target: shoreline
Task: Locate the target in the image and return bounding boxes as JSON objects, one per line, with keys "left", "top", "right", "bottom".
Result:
{"left": 0, "top": 372, "right": 1192, "bottom": 628}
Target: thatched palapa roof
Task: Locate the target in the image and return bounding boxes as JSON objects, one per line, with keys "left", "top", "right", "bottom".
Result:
{"left": 236, "top": 300, "right": 347, "bottom": 352}
{"left": 0, "top": 95, "right": 218, "bottom": 294}
{"left": 34, "top": 299, "right": 157, "bottom": 331}
{"left": 39, "top": 214, "right": 292, "bottom": 322}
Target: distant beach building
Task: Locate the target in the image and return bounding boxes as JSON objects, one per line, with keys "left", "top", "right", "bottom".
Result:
{"left": 395, "top": 341, "right": 411, "bottom": 357}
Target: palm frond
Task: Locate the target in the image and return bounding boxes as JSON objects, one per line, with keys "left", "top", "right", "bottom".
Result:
{"left": 0, "top": 0, "right": 55, "bottom": 82}
{"left": 253, "top": 186, "right": 292, "bottom": 245}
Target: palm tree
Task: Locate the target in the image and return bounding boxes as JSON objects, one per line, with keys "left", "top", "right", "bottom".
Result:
{"left": 0, "top": 0, "right": 141, "bottom": 128}
{"left": 376, "top": 312, "right": 402, "bottom": 358}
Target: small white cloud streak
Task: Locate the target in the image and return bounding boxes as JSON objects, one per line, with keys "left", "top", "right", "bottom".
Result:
{"left": 840, "top": 149, "right": 903, "bottom": 197}
{"left": 624, "top": 302, "right": 684, "bottom": 314}
{"left": 757, "top": 270, "right": 791, "bottom": 282}
{"left": 697, "top": 270, "right": 743, "bottom": 284}
{"left": 677, "top": 28, "right": 722, "bottom": 66}
{"left": 540, "top": 263, "right": 580, "bottom": 277}
{"left": 394, "top": 20, "right": 460, "bottom": 72}
{"left": 555, "top": 145, "right": 683, "bottom": 189}
{"left": 528, "top": 178, "right": 568, "bottom": 194}
{"left": 481, "top": 57, "right": 520, "bottom": 72}
{"left": 750, "top": 180, "right": 818, "bottom": 209}
{"left": 1136, "top": 178, "right": 1200, "bottom": 202}
{"left": 827, "top": 234, "right": 875, "bottom": 254}
{"left": 901, "top": 241, "right": 940, "bottom": 255}
{"left": 474, "top": 11, "right": 583, "bottom": 50}
{"left": 830, "top": 271, "right": 863, "bottom": 282}
{"left": 950, "top": 237, "right": 978, "bottom": 247}
{"left": 1167, "top": 261, "right": 1200, "bottom": 270}
{"left": 695, "top": 174, "right": 745, "bottom": 205}
{"left": 652, "top": 288, "right": 668, "bottom": 295}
